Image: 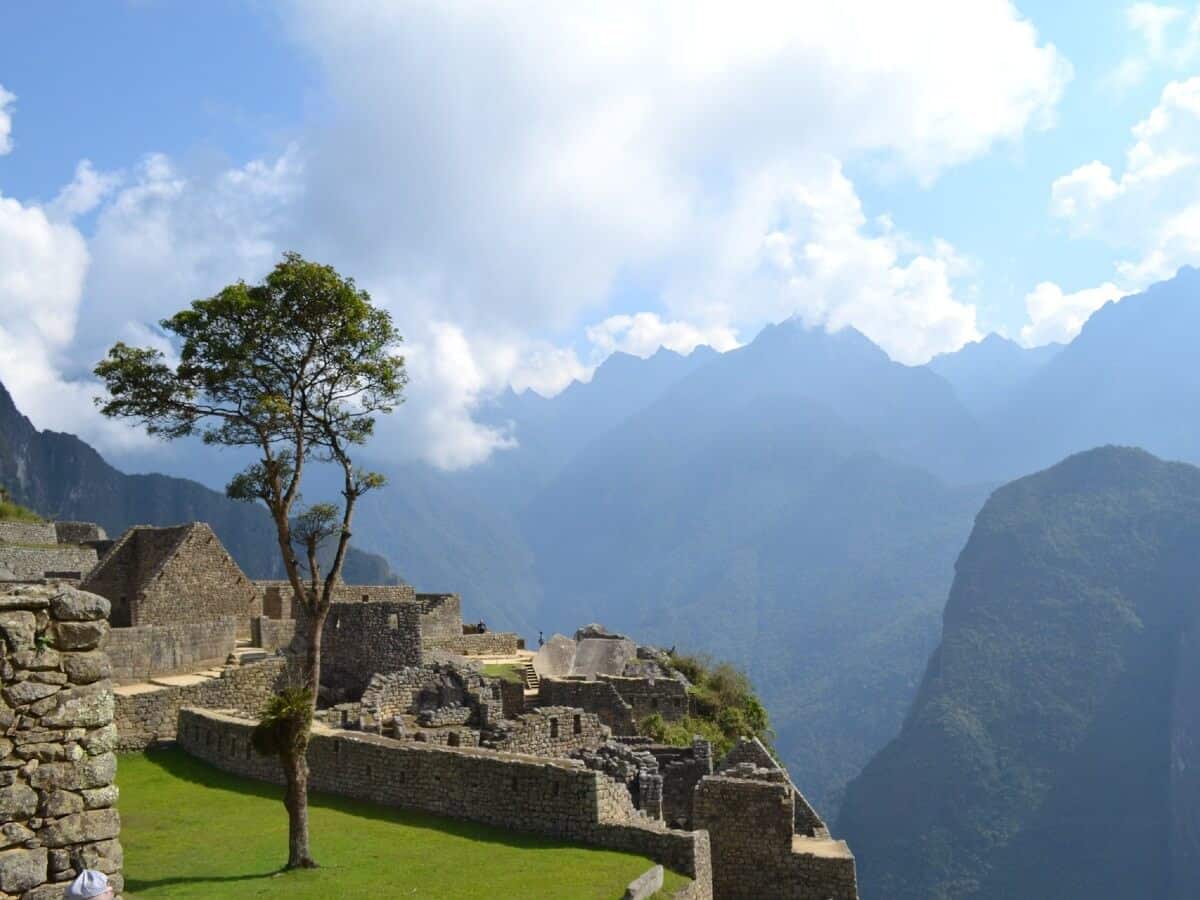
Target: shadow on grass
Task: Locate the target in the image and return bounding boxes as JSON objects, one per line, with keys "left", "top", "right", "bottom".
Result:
{"left": 128, "top": 748, "right": 598, "bottom": 854}
{"left": 126, "top": 871, "right": 285, "bottom": 892}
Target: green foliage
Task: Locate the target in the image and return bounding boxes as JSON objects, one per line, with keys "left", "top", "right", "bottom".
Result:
{"left": 119, "top": 749, "right": 691, "bottom": 898}
{"left": 640, "top": 652, "right": 773, "bottom": 758}
{"left": 839, "top": 447, "right": 1200, "bottom": 900}
{"left": 94, "top": 252, "right": 406, "bottom": 453}
{"left": 0, "top": 486, "right": 41, "bottom": 523}
{"left": 251, "top": 688, "right": 314, "bottom": 758}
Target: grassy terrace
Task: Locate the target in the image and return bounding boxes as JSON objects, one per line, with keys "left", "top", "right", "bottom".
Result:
{"left": 120, "top": 750, "right": 689, "bottom": 899}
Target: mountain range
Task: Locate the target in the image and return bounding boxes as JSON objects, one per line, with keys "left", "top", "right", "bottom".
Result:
{"left": 6, "top": 264, "right": 1199, "bottom": 832}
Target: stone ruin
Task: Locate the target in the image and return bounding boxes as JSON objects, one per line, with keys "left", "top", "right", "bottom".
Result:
{"left": 0, "top": 518, "right": 858, "bottom": 899}
{"left": 0, "top": 522, "right": 108, "bottom": 585}
{"left": 0, "top": 583, "right": 122, "bottom": 899}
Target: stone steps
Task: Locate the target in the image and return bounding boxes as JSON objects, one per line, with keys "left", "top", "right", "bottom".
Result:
{"left": 522, "top": 661, "right": 541, "bottom": 692}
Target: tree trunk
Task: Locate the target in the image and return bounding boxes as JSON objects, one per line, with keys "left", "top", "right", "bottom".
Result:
{"left": 282, "top": 736, "right": 315, "bottom": 869}
{"left": 279, "top": 602, "right": 326, "bottom": 869}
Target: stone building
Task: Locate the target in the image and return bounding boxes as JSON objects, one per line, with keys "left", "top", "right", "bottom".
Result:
{"left": 81, "top": 523, "right": 259, "bottom": 636}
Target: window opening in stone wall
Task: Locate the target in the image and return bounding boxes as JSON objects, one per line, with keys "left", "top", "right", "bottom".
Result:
{"left": 387, "top": 613, "right": 399, "bottom": 630}
{"left": 362, "top": 593, "right": 369, "bottom": 602}
{"left": 550, "top": 718, "right": 559, "bottom": 738}
{"left": 573, "top": 714, "right": 582, "bottom": 734}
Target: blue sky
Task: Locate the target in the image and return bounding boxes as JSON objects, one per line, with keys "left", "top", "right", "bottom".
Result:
{"left": 2, "top": 1, "right": 1199, "bottom": 469}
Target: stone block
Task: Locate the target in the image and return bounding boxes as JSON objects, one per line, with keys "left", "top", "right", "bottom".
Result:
{"left": 623, "top": 864, "right": 664, "bottom": 899}
{"left": 10, "top": 651, "right": 59, "bottom": 672}
{"left": 0, "top": 847, "right": 46, "bottom": 893}
{"left": 49, "top": 590, "right": 109, "bottom": 623}
{"left": 79, "top": 726, "right": 117, "bottom": 757}
{"left": 41, "top": 809, "right": 120, "bottom": 848}
{"left": 29, "top": 754, "right": 115, "bottom": 792}
{"left": 50, "top": 622, "right": 107, "bottom": 652}
{"left": 60, "top": 653, "right": 111, "bottom": 686}
{"left": 0, "top": 614, "right": 35, "bottom": 653}
{"left": 40, "top": 791, "right": 83, "bottom": 818}
{"left": 0, "top": 824, "right": 33, "bottom": 850}
{"left": 80, "top": 786, "right": 117, "bottom": 811}
{"left": 0, "top": 785, "right": 37, "bottom": 820}
{"left": 39, "top": 685, "right": 113, "bottom": 729}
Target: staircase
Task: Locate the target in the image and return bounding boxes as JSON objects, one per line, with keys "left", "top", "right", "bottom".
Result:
{"left": 521, "top": 661, "right": 541, "bottom": 693}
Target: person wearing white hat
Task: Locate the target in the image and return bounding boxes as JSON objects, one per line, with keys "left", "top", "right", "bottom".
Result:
{"left": 64, "top": 869, "right": 113, "bottom": 900}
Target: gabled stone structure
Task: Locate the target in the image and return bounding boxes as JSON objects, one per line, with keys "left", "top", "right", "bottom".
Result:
{"left": 81, "top": 523, "right": 258, "bottom": 636}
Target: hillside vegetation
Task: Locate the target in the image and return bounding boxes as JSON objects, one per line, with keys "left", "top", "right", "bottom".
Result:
{"left": 641, "top": 653, "right": 772, "bottom": 758}
{"left": 838, "top": 446, "right": 1200, "bottom": 900}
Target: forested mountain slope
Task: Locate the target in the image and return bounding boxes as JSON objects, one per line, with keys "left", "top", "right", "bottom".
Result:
{"left": 839, "top": 446, "right": 1200, "bottom": 899}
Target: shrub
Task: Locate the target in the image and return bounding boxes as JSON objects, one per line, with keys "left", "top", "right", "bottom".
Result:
{"left": 641, "top": 652, "right": 774, "bottom": 758}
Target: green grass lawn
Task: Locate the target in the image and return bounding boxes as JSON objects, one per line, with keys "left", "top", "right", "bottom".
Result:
{"left": 119, "top": 750, "right": 689, "bottom": 899}
{"left": 480, "top": 662, "right": 525, "bottom": 684}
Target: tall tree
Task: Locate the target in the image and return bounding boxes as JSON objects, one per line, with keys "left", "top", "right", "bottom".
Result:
{"left": 94, "top": 252, "right": 405, "bottom": 868}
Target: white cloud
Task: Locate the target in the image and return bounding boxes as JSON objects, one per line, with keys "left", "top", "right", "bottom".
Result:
{"left": 1051, "top": 77, "right": 1200, "bottom": 285}
{"left": 1108, "top": 3, "right": 1200, "bottom": 88}
{"left": 664, "top": 160, "right": 981, "bottom": 364}
{"left": 283, "top": 0, "right": 1065, "bottom": 340}
{"left": 1020, "top": 280, "right": 1126, "bottom": 346}
{"left": 586, "top": 313, "right": 740, "bottom": 359}
{"left": 48, "top": 160, "right": 122, "bottom": 221}
{"left": 0, "top": 189, "right": 145, "bottom": 450}
{"left": 0, "top": 85, "right": 13, "bottom": 156}
{"left": 398, "top": 323, "right": 517, "bottom": 470}
{"left": 1, "top": 4, "right": 1072, "bottom": 468}
{"left": 77, "top": 150, "right": 302, "bottom": 368}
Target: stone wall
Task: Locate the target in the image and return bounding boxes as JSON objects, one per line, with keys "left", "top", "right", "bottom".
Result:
{"left": 0, "top": 584, "right": 123, "bottom": 898}
{"left": 415, "top": 593, "right": 461, "bottom": 643}
{"left": 332, "top": 584, "right": 416, "bottom": 605}
{"left": 599, "top": 674, "right": 689, "bottom": 723}
{"left": 102, "top": 619, "right": 237, "bottom": 683}
{"left": 537, "top": 677, "right": 636, "bottom": 735}
{"left": 424, "top": 632, "right": 521, "bottom": 656}
{"left": 490, "top": 706, "right": 606, "bottom": 756}
{"left": 250, "top": 617, "right": 298, "bottom": 653}
{"left": 178, "top": 708, "right": 712, "bottom": 897}
{"left": 0, "top": 547, "right": 99, "bottom": 582}
{"left": 113, "top": 657, "right": 288, "bottom": 751}
{"left": 694, "top": 770, "right": 857, "bottom": 900}
{"left": 52, "top": 524, "right": 106, "bottom": 546}
{"left": 650, "top": 740, "right": 714, "bottom": 830}
{"left": 717, "top": 738, "right": 826, "bottom": 838}
{"left": 0, "top": 523, "right": 58, "bottom": 545}
{"left": 317, "top": 602, "right": 423, "bottom": 697}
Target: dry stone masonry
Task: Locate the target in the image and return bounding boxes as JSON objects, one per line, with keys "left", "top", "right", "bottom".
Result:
{"left": 80, "top": 523, "right": 258, "bottom": 636}
{"left": 0, "top": 584, "right": 122, "bottom": 899}
{"left": 0, "top": 523, "right": 104, "bottom": 585}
